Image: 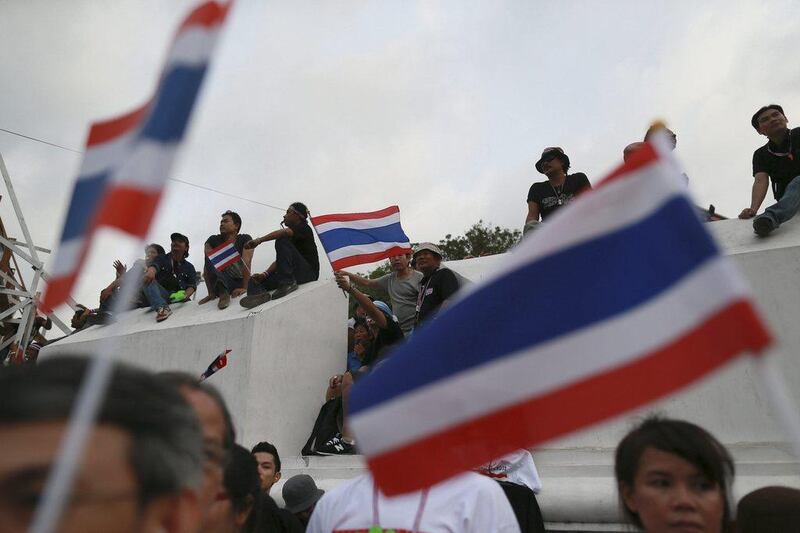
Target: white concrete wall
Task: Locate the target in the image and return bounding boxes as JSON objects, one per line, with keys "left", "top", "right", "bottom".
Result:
{"left": 40, "top": 279, "right": 347, "bottom": 457}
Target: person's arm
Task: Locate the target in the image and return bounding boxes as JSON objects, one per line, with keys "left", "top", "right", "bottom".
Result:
{"left": 143, "top": 265, "right": 157, "bottom": 285}
{"left": 244, "top": 227, "right": 294, "bottom": 249}
{"left": 234, "top": 247, "right": 254, "bottom": 297}
{"left": 577, "top": 173, "right": 592, "bottom": 191}
{"left": 340, "top": 270, "right": 379, "bottom": 289}
{"left": 437, "top": 269, "right": 461, "bottom": 311}
{"left": 525, "top": 200, "right": 540, "bottom": 224}
{"left": 113, "top": 260, "right": 126, "bottom": 279}
{"left": 739, "top": 172, "right": 770, "bottom": 219}
{"left": 335, "top": 272, "right": 387, "bottom": 329}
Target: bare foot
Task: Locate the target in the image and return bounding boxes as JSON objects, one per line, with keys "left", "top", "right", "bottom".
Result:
{"left": 198, "top": 295, "right": 217, "bottom": 305}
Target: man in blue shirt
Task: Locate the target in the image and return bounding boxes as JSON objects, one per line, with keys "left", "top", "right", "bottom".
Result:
{"left": 142, "top": 232, "right": 197, "bottom": 322}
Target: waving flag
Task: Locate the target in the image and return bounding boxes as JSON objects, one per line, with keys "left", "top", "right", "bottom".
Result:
{"left": 42, "top": 1, "right": 231, "bottom": 311}
{"left": 207, "top": 240, "right": 241, "bottom": 271}
{"left": 200, "top": 349, "right": 231, "bottom": 381}
{"left": 349, "top": 136, "right": 772, "bottom": 496}
{"left": 310, "top": 206, "right": 412, "bottom": 270}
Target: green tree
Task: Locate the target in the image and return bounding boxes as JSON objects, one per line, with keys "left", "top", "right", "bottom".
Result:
{"left": 436, "top": 220, "right": 521, "bottom": 261}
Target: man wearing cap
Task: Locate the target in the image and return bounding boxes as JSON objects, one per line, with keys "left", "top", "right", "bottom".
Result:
{"left": 739, "top": 104, "right": 800, "bottom": 236}
{"left": 413, "top": 242, "right": 460, "bottom": 327}
{"left": 200, "top": 210, "right": 254, "bottom": 309}
{"left": 282, "top": 474, "right": 325, "bottom": 529}
{"left": 142, "top": 233, "right": 197, "bottom": 322}
{"left": 241, "top": 202, "right": 320, "bottom": 307}
{"left": 338, "top": 253, "right": 422, "bottom": 336}
{"left": 525, "top": 147, "right": 591, "bottom": 233}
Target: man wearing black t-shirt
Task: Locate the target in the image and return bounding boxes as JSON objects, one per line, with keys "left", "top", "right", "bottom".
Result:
{"left": 739, "top": 104, "right": 800, "bottom": 236}
{"left": 240, "top": 202, "right": 320, "bottom": 308}
{"left": 525, "top": 146, "right": 591, "bottom": 233}
{"left": 413, "top": 242, "right": 460, "bottom": 327}
{"left": 200, "top": 210, "right": 254, "bottom": 309}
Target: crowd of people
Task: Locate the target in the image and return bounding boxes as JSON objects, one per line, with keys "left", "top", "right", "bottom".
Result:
{"left": 3, "top": 103, "right": 800, "bottom": 531}
{"left": 3, "top": 357, "right": 799, "bottom": 532}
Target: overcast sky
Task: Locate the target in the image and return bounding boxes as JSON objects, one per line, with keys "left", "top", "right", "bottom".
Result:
{"left": 1, "top": 0, "right": 798, "bottom": 320}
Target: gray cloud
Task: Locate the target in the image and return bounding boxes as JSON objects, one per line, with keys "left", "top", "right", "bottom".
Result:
{"left": 0, "top": 0, "right": 798, "bottom": 321}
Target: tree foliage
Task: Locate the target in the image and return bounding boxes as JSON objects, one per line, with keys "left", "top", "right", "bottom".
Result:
{"left": 436, "top": 220, "right": 521, "bottom": 261}
{"left": 350, "top": 220, "right": 519, "bottom": 313}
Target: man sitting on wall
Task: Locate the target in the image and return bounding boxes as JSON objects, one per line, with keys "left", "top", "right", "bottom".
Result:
{"left": 200, "top": 211, "right": 254, "bottom": 309}
{"left": 142, "top": 233, "right": 196, "bottom": 323}
{"left": 739, "top": 104, "right": 800, "bottom": 236}
{"left": 240, "top": 202, "right": 320, "bottom": 308}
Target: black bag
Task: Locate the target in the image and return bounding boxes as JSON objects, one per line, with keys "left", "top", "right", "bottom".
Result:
{"left": 301, "top": 397, "right": 343, "bottom": 455}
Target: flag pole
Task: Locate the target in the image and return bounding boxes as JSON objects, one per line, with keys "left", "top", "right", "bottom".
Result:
{"left": 752, "top": 352, "right": 800, "bottom": 461}
{"left": 308, "top": 210, "right": 348, "bottom": 299}
{"left": 30, "top": 243, "right": 150, "bottom": 533}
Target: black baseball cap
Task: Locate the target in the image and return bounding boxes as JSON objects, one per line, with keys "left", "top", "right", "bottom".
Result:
{"left": 170, "top": 232, "right": 189, "bottom": 245}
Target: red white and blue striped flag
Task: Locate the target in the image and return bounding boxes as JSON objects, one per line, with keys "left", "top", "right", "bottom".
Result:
{"left": 206, "top": 240, "right": 241, "bottom": 271}
{"left": 200, "top": 349, "right": 231, "bottom": 381}
{"left": 349, "top": 136, "right": 773, "bottom": 496}
{"left": 310, "top": 206, "right": 412, "bottom": 270}
{"left": 42, "top": 1, "right": 231, "bottom": 311}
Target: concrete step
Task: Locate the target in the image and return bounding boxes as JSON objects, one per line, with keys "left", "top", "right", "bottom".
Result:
{"left": 270, "top": 442, "right": 800, "bottom": 528}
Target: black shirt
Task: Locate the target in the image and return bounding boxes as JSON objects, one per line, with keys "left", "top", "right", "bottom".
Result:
{"left": 287, "top": 220, "right": 320, "bottom": 277}
{"left": 415, "top": 267, "right": 460, "bottom": 326}
{"left": 150, "top": 254, "right": 197, "bottom": 293}
{"left": 362, "top": 318, "right": 404, "bottom": 368}
{"left": 527, "top": 173, "right": 591, "bottom": 221}
{"left": 752, "top": 127, "right": 800, "bottom": 200}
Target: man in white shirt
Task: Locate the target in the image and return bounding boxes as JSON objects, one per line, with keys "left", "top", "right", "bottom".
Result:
{"left": 307, "top": 471, "right": 521, "bottom": 533}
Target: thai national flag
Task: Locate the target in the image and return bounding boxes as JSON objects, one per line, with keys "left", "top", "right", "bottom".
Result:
{"left": 207, "top": 240, "right": 241, "bottom": 271}
{"left": 200, "top": 349, "right": 231, "bottom": 381}
{"left": 310, "top": 206, "right": 412, "bottom": 270}
{"left": 349, "top": 135, "right": 773, "bottom": 496}
{"left": 42, "top": 1, "right": 231, "bottom": 311}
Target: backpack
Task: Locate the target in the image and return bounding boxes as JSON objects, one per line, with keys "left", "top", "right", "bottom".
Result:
{"left": 301, "top": 397, "right": 343, "bottom": 455}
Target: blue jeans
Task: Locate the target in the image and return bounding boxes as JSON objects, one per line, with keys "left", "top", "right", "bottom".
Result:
{"left": 757, "top": 175, "right": 800, "bottom": 227}
{"left": 142, "top": 281, "right": 170, "bottom": 311}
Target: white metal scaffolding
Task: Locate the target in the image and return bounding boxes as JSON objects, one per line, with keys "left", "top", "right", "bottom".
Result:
{"left": 0, "top": 151, "right": 72, "bottom": 363}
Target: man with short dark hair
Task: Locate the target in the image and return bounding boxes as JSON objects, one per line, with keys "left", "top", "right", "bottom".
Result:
{"left": 142, "top": 233, "right": 197, "bottom": 323}
{"left": 200, "top": 210, "right": 254, "bottom": 309}
{"left": 339, "top": 253, "right": 422, "bottom": 336}
{"left": 412, "top": 242, "right": 460, "bottom": 327}
{"left": 241, "top": 202, "right": 320, "bottom": 308}
{"left": 251, "top": 441, "right": 282, "bottom": 494}
{"left": 739, "top": 104, "right": 800, "bottom": 236}
{"left": 525, "top": 147, "right": 591, "bottom": 233}
{"left": 0, "top": 357, "right": 205, "bottom": 533}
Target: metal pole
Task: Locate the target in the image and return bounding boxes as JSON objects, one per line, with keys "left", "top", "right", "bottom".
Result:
{"left": 17, "top": 269, "right": 42, "bottom": 355}
{"left": 0, "top": 152, "right": 41, "bottom": 267}
{"left": 308, "top": 210, "right": 348, "bottom": 299}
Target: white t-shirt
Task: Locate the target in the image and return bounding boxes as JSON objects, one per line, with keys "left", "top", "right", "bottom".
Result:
{"left": 476, "top": 450, "right": 542, "bottom": 493}
{"left": 307, "top": 471, "right": 521, "bottom": 533}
